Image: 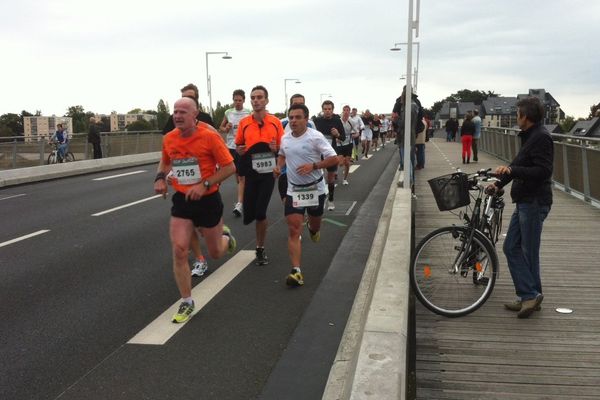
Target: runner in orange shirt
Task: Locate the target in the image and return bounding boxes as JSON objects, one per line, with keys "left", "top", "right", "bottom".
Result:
{"left": 235, "top": 85, "right": 284, "bottom": 266}
{"left": 162, "top": 83, "right": 213, "bottom": 278}
{"left": 154, "top": 97, "right": 237, "bottom": 323}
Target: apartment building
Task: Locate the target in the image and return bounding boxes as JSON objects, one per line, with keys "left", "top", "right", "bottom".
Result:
{"left": 23, "top": 116, "right": 73, "bottom": 143}
{"left": 109, "top": 112, "right": 156, "bottom": 132}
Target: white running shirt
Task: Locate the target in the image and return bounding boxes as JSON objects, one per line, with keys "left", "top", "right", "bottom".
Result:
{"left": 224, "top": 107, "right": 251, "bottom": 149}
{"left": 279, "top": 127, "right": 337, "bottom": 196}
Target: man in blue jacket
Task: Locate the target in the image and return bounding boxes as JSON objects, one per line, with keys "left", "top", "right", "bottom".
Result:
{"left": 488, "top": 97, "right": 553, "bottom": 318}
{"left": 50, "top": 123, "right": 69, "bottom": 161}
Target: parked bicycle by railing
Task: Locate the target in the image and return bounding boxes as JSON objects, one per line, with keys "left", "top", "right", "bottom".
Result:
{"left": 411, "top": 168, "right": 505, "bottom": 317}
{"left": 47, "top": 142, "right": 75, "bottom": 164}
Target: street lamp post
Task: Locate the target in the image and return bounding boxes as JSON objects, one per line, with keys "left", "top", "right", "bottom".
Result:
{"left": 205, "top": 51, "right": 232, "bottom": 117}
{"left": 284, "top": 78, "right": 301, "bottom": 113}
{"left": 390, "top": 41, "right": 420, "bottom": 93}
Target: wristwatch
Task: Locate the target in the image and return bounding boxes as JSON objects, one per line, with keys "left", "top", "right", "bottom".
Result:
{"left": 203, "top": 180, "right": 211, "bottom": 189}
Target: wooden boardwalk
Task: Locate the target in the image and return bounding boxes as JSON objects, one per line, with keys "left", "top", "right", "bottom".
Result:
{"left": 413, "top": 137, "right": 600, "bottom": 399}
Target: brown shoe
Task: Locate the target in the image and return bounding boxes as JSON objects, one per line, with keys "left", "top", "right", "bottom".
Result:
{"left": 504, "top": 300, "right": 523, "bottom": 311}
{"left": 505, "top": 299, "right": 543, "bottom": 312}
{"left": 517, "top": 294, "right": 544, "bottom": 318}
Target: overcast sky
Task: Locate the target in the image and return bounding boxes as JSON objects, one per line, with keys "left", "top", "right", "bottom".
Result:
{"left": 1, "top": 0, "right": 598, "bottom": 122}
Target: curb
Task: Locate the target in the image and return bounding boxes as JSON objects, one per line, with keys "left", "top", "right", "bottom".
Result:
{"left": 323, "top": 168, "right": 413, "bottom": 400}
{"left": 0, "top": 152, "right": 161, "bottom": 188}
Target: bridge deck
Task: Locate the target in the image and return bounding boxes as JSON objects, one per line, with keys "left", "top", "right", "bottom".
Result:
{"left": 414, "top": 137, "right": 600, "bottom": 399}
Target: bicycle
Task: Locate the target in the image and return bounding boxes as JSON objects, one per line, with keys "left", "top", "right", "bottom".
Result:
{"left": 411, "top": 168, "right": 505, "bottom": 317}
{"left": 47, "top": 142, "right": 75, "bottom": 164}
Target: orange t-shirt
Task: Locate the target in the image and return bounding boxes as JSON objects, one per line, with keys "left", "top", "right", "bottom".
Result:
{"left": 162, "top": 125, "right": 233, "bottom": 195}
{"left": 234, "top": 113, "right": 284, "bottom": 149}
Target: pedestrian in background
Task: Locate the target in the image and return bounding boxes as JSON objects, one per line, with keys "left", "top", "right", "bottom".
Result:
{"left": 472, "top": 109, "right": 482, "bottom": 162}
{"left": 415, "top": 117, "right": 427, "bottom": 169}
{"left": 460, "top": 112, "right": 475, "bottom": 164}
{"left": 87, "top": 117, "right": 102, "bottom": 159}
{"left": 445, "top": 117, "right": 458, "bottom": 142}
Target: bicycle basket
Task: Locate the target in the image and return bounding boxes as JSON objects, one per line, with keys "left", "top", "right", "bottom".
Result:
{"left": 428, "top": 172, "right": 470, "bottom": 211}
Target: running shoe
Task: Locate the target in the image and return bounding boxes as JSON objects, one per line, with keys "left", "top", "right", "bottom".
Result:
{"left": 172, "top": 301, "right": 195, "bottom": 323}
{"left": 255, "top": 247, "right": 269, "bottom": 265}
{"left": 306, "top": 220, "right": 320, "bottom": 243}
{"left": 191, "top": 259, "right": 208, "bottom": 277}
{"left": 232, "top": 202, "right": 242, "bottom": 217}
{"left": 222, "top": 225, "right": 236, "bottom": 254}
{"left": 286, "top": 269, "right": 304, "bottom": 287}
{"left": 343, "top": 179, "right": 349, "bottom": 186}
{"left": 327, "top": 201, "right": 335, "bottom": 211}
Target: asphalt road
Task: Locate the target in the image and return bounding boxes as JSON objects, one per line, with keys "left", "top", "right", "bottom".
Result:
{"left": 0, "top": 144, "right": 398, "bottom": 400}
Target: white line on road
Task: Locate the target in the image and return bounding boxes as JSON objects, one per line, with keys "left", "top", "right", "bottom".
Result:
{"left": 92, "top": 195, "right": 163, "bottom": 216}
{"left": 349, "top": 165, "right": 360, "bottom": 174}
{"left": 345, "top": 201, "right": 357, "bottom": 216}
{"left": 128, "top": 250, "right": 256, "bottom": 345}
{"left": 0, "top": 193, "right": 26, "bottom": 201}
{"left": 0, "top": 230, "right": 50, "bottom": 248}
{"left": 92, "top": 170, "right": 147, "bottom": 181}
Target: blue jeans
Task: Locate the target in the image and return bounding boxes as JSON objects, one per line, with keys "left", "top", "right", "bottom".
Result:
{"left": 415, "top": 144, "right": 425, "bottom": 168}
{"left": 58, "top": 143, "right": 68, "bottom": 160}
{"left": 503, "top": 201, "right": 550, "bottom": 301}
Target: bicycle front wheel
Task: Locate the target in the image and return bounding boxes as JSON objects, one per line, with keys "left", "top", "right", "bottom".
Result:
{"left": 411, "top": 226, "right": 499, "bottom": 317}
{"left": 47, "top": 154, "right": 56, "bottom": 164}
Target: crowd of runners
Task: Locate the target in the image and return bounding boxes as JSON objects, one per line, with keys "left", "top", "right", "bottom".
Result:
{"left": 154, "top": 83, "right": 398, "bottom": 323}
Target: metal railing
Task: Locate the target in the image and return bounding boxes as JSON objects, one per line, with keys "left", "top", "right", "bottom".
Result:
{"left": 0, "top": 130, "right": 163, "bottom": 170}
{"left": 480, "top": 127, "right": 600, "bottom": 205}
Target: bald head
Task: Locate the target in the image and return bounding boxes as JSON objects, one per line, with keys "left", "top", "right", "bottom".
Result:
{"left": 175, "top": 97, "right": 198, "bottom": 111}
{"left": 173, "top": 97, "right": 199, "bottom": 134}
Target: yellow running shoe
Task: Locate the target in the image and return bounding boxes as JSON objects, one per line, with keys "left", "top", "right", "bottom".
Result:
{"left": 172, "top": 301, "right": 195, "bottom": 323}
{"left": 306, "top": 221, "right": 320, "bottom": 243}
{"left": 222, "top": 225, "right": 236, "bottom": 254}
{"left": 286, "top": 269, "right": 304, "bottom": 287}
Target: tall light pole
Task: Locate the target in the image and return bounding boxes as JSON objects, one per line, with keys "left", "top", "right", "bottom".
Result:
{"left": 397, "top": 0, "right": 420, "bottom": 185}
{"left": 390, "top": 41, "right": 420, "bottom": 93}
{"left": 205, "top": 51, "right": 232, "bottom": 117}
{"left": 284, "top": 78, "right": 301, "bottom": 113}
{"left": 320, "top": 93, "right": 332, "bottom": 104}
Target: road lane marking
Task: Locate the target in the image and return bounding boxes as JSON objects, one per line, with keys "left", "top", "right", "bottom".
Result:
{"left": 322, "top": 218, "right": 347, "bottom": 227}
{"left": 92, "top": 195, "right": 162, "bottom": 216}
{"left": 0, "top": 230, "right": 50, "bottom": 248}
{"left": 349, "top": 165, "right": 360, "bottom": 174}
{"left": 0, "top": 193, "right": 26, "bottom": 201}
{"left": 345, "top": 201, "right": 357, "bottom": 215}
{"left": 128, "top": 250, "right": 255, "bottom": 345}
{"left": 92, "top": 170, "right": 147, "bottom": 181}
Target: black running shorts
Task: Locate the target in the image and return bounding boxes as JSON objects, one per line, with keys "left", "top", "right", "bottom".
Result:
{"left": 278, "top": 173, "right": 288, "bottom": 201}
{"left": 338, "top": 144, "right": 352, "bottom": 157}
{"left": 243, "top": 174, "right": 275, "bottom": 225}
{"left": 284, "top": 193, "right": 326, "bottom": 217}
{"left": 171, "top": 191, "right": 223, "bottom": 228}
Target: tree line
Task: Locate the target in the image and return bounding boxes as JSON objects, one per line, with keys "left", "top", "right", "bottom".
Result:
{"left": 2, "top": 93, "right": 598, "bottom": 138}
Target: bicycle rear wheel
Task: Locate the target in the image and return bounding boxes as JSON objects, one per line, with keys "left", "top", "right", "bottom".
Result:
{"left": 64, "top": 152, "right": 75, "bottom": 162}
{"left": 411, "top": 226, "right": 499, "bottom": 317}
